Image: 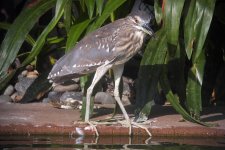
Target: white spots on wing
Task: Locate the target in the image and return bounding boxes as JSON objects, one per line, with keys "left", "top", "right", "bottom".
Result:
{"left": 85, "top": 44, "right": 88, "bottom": 48}
{"left": 72, "top": 61, "right": 103, "bottom": 69}
{"left": 98, "top": 43, "right": 101, "bottom": 49}
{"left": 102, "top": 44, "right": 105, "bottom": 49}
{"left": 79, "top": 46, "right": 82, "bottom": 50}
{"left": 105, "top": 44, "right": 110, "bottom": 52}
{"left": 95, "top": 35, "right": 99, "bottom": 37}
{"left": 97, "top": 61, "right": 102, "bottom": 65}
{"left": 112, "top": 47, "right": 115, "bottom": 51}
{"left": 104, "top": 60, "right": 110, "bottom": 64}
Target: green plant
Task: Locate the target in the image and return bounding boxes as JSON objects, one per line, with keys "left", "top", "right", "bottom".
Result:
{"left": 0, "top": 0, "right": 224, "bottom": 125}
{"left": 135, "top": 0, "right": 218, "bottom": 124}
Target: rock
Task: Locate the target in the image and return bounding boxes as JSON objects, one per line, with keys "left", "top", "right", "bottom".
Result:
{"left": 26, "top": 65, "right": 34, "bottom": 71}
{"left": 21, "top": 70, "right": 28, "bottom": 76}
{"left": 0, "top": 95, "right": 12, "bottom": 103}
{"left": 73, "top": 78, "right": 80, "bottom": 83}
{"left": 42, "top": 98, "right": 50, "bottom": 103}
{"left": 58, "top": 92, "right": 83, "bottom": 109}
{"left": 3, "top": 85, "right": 14, "bottom": 96}
{"left": 94, "top": 92, "right": 115, "bottom": 104}
{"left": 48, "top": 91, "right": 63, "bottom": 101}
{"left": 33, "top": 70, "right": 39, "bottom": 75}
{"left": 53, "top": 84, "right": 80, "bottom": 92}
{"left": 60, "top": 91, "right": 82, "bottom": 102}
{"left": 10, "top": 92, "right": 22, "bottom": 102}
{"left": 27, "top": 71, "right": 38, "bottom": 79}
{"left": 15, "top": 75, "right": 36, "bottom": 95}
{"left": 122, "top": 77, "right": 135, "bottom": 105}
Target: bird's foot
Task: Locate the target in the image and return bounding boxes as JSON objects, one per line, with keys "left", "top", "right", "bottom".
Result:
{"left": 73, "top": 120, "right": 99, "bottom": 136}
{"left": 117, "top": 119, "right": 153, "bottom": 137}
{"left": 85, "top": 121, "right": 99, "bottom": 136}
{"left": 131, "top": 121, "right": 152, "bottom": 137}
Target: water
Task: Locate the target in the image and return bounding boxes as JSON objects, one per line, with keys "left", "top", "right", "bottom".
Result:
{"left": 0, "top": 135, "right": 224, "bottom": 149}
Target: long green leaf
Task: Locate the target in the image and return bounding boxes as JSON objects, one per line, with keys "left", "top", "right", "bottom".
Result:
{"left": 85, "top": 0, "right": 95, "bottom": 19}
{"left": 22, "top": 0, "right": 69, "bottom": 66}
{"left": 154, "top": 0, "right": 163, "bottom": 25}
{"left": 64, "top": 0, "right": 72, "bottom": 33}
{"left": 88, "top": 0, "right": 126, "bottom": 32}
{"left": 96, "top": 0, "right": 104, "bottom": 15}
{"left": 0, "top": 71, "right": 16, "bottom": 91}
{"left": 0, "top": 0, "right": 56, "bottom": 77}
{"left": 164, "top": 0, "right": 185, "bottom": 46}
{"left": 0, "top": 22, "right": 35, "bottom": 46}
{"left": 160, "top": 73, "right": 211, "bottom": 126}
{"left": 135, "top": 29, "right": 167, "bottom": 121}
{"left": 66, "top": 19, "right": 92, "bottom": 52}
{"left": 186, "top": 50, "right": 205, "bottom": 119}
{"left": 184, "top": 0, "right": 216, "bottom": 60}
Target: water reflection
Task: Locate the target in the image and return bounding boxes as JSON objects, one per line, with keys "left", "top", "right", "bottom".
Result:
{"left": 0, "top": 135, "right": 225, "bottom": 149}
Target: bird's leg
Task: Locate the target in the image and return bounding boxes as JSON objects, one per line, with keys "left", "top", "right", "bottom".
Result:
{"left": 112, "top": 64, "right": 132, "bottom": 135}
{"left": 85, "top": 64, "right": 112, "bottom": 136}
{"left": 113, "top": 64, "right": 152, "bottom": 137}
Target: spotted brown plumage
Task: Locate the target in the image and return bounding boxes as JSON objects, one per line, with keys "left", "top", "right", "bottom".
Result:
{"left": 48, "top": 10, "right": 154, "bottom": 136}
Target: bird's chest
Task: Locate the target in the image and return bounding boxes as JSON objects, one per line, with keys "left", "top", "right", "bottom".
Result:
{"left": 114, "top": 30, "right": 145, "bottom": 64}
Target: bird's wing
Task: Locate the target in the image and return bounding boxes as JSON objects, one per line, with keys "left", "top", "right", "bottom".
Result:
{"left": 48, "top": 20, "right": 127, "bottom": 83}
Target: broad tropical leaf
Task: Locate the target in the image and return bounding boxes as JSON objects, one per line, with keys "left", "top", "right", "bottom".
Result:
{"left": 160, "top": 73, "right": 212, "bottom": 126}
{"left": 164, "top": 0, "right": 185, "bottom": 46}
{"left": 154, "top": 0, "right": 163, "bottom": 25}
{"left": 186, "top": 50, "right": 205, "bottom": 119}
{"left": 184, "top": 0, "right": 216, "bottom": 60}
{"left": 135, "top": 28, "right": 167, "bottom": 121}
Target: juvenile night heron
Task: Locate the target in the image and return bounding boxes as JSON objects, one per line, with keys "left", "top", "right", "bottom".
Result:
{"left": 48, "top": 10, "right": 154, "bottom": 136}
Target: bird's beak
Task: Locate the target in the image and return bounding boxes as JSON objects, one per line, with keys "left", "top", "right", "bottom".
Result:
{"left": 142, "top": 24, "right": 155, "bottom": 37}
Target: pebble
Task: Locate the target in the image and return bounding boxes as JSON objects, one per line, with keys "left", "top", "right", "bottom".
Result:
{"left": 48, "top": 91, "right": 63, "bottom": 101}
{"left": 53, "top": 84, "right": 79, "bottom": 92}
{"left": 26, "top": 65, "right": 34, "bottom": 71}
{"left": 42, "top": 98, "right": 50, "bottom": 103}
{"left": 94, "top": 92, "right": 115, "bottom": 104}
{"left": 60, "top": 91, "right": 82, "bottom": 102}
{"left": 3, "top": 85, "right": 14, "bottom": 96}
{"left": 73, "top": 78, "right": 80, "bottom": 83}
{"left": 21, "top": 70, "right": 28, "bottom": 76}
{"left": 10, "top": 92, "right": 22, "bottom": 102}
{"left": 58, "top": 92, "right": 83, "bottom": 109}
{"left": 26, "top": 71, "right": 38, "bottom": 79}
{"left": 0, "top": 95, "right": 12, "bottom": 103}
{"left": 15, "top": 75, "right": 36, "bottom": 95}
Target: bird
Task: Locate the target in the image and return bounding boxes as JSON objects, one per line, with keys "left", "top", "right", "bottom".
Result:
{"left": 48, "top": 10, "right": 154, "bottom": 136}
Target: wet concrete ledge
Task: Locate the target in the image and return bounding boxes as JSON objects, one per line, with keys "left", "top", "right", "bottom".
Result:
{"left": 0, "top": 101, "right": 225, "bottom": 137}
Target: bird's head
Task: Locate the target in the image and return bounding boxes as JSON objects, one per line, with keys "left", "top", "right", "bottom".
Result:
{"left": 128, "top": 10, "right": 154, "bottom": 37}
